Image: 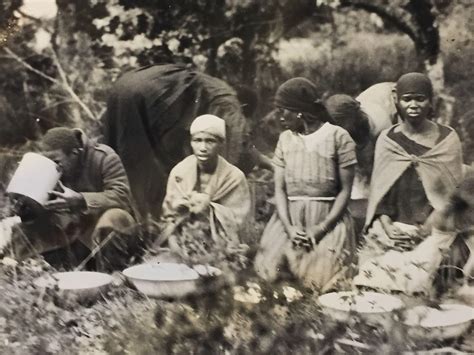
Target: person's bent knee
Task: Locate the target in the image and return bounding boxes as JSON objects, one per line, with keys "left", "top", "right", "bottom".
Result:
{"left": 95, "top": 208, "right": 135, "bottom": 231}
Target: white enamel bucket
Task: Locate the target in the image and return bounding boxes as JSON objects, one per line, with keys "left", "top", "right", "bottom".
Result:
{"left": 6, "top": 152, "right": 61, "bottom": 205}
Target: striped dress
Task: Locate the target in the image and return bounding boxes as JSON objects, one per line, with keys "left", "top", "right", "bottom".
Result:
{"left": 255, "top": 123, "right": 357, "bottom": 291}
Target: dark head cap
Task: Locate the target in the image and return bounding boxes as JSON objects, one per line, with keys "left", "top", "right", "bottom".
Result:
{"left": 41, "top": 127, "right": 81, "bottom": 154}
{"left": 396, "top": 72, "right": 433, "bottom": 98}
{"left": 275, "top": 77, "right": 331, "bottom": 122}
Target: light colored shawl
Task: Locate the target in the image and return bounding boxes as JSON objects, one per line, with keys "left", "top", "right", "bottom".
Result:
{"left": 365, "top": 125, "right": 463, "bottom": 226}
{"left": 163, "top": 155, "right": 250, "bottom": 243}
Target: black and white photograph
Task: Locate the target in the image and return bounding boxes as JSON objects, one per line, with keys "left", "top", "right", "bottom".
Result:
{"left": 0, "top": 0, "right": 473, "bottom": 353}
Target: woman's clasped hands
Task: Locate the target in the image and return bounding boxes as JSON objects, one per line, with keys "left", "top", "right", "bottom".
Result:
{"left": 169, "top": 191, "right": 211, "bottom": 216}
{"left": 288, "top": 224, "right": 329, "bottom": 252}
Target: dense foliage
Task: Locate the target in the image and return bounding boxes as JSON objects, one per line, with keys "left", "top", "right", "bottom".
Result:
{"left": 1, "top": 1, "right": 473, "bottom": 156}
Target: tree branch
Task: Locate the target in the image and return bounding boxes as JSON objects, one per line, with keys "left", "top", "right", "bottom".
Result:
{"left": 15, "top": 9, "right": 44, "bottom": 25}
{"left": 49, "top": 49, "right": 97, "bottom": 122}
{"left": 340, "top": 0, "right": 440, "bottom": 64}
{"left": 4, "top": 47, "right": 57, "bottom": 84}
{"left": 340, "top": 0, "right": 419, "bottom": 44}
{"left": 3, "top": 46, "right": 98, "bottom": 123}
{"left": 40, "top": 99, "right": 78, "bottom": 111}
{"left": 15, "top": 9, "right": 54, "bottom": 34}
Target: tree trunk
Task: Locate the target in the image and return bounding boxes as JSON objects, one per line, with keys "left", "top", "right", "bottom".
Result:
{"left": 52, "top": 0, "right": 98, "bottom": 129}
{"left": 342, "top": 0, "right": 454, "bottom": 124}
{"left": 425, "top": 56, "right": 455, "bottom": 125}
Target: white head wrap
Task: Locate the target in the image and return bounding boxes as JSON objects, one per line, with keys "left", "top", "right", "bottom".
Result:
{"left": 190, "top": 114, "right": 226, "bottom": 140}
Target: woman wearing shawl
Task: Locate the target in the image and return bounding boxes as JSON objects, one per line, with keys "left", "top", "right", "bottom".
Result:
{"left": 255, "top": 78, "right": 357, "bottom": 291}
{"left": 354, "top": 73, "right": 466, "bottom": 295}
{"left": 157, "top": 114, "right": 251, "bottom": 269}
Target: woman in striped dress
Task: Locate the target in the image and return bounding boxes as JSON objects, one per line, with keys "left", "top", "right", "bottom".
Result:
{"left": 254, "top": 78, "right": 357, "bottom": 292}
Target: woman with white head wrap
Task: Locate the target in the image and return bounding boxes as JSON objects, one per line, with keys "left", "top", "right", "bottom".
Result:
{"left": 189, "top": 114, "right": 226, "bottom": 140}
{"left": 157, "top": 115, "right": 251, "bottom": 270}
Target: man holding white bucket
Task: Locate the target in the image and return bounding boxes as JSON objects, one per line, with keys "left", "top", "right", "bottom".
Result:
{"left": 9, "top": 127, "right": 138, "bottom": 271}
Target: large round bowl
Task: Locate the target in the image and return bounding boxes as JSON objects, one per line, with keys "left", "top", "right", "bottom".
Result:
{"left": 122, "top": 262, "right": 222, "bottom": 298}
{"left": 318, "top": 291, "right": 404, "bottom": 327}
{"left": 34, "top": 271, "right": 113, "bottom": 303}
{"left": 403, "top": 304, "right": 474, "bottom": 341}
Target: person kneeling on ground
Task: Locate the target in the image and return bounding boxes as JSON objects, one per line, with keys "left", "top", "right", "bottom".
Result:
{"left": 254, "top": 78, "right": 357, "bottom": 292}
{"left": 154, "top": 114, "right": 251, "bottom": 272}
{"left": 354, "top": 73, "right": 468, "bottom": 296}
{"left": 9, "top": 127, "right": 137, "bottom": 271}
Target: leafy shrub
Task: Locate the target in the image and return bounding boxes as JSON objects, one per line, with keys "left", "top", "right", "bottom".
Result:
{"left": 278, "top": 31, "right": 418, "bottom": 96}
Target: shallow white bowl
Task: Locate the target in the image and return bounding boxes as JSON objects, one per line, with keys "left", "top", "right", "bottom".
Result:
{"left": 403, "top": 304, "right": 474, "bottom": 340}
{"left": 34, "top": 271, "right": 113, "bottom": 302}
{"left": 122, "top": 262, "right": 222, "bottom": 298}
{"left": 318, "top": 291, "right": 404, "bottom": 327}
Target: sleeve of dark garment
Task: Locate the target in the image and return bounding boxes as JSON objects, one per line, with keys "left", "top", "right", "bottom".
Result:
{"left": 161, "top": 166, "right": 182, "bottom": 218}
{"left": 12, "top": 198, "right": 42, "bottom": 222}
{"left": 374, "top": 183, "right": 398, "bottom": 220}
{"left": 201, "top": 73, "right": 247, "bottom": 166}
{"left": 81, "top": 152, "right": 132, "bottom": 214}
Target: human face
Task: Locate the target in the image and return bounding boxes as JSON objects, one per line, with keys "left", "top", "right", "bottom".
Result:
{"left": 190, "top": 132, "right": 221, "bottom": 164}
{"left": 276, "top": 107, "right": 303, "bottom": 132}
{"left": 42, "top": 149, "right": 80, "bottom": 180}
{"left": 397, "top": 93, "right": 431, "bottom": 125}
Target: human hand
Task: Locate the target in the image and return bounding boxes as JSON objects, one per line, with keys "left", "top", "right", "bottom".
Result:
{"left": 307, "top": 224, "right": 330, "bottom": 246}
{"left": 287, "top": 226, "right": 311, "bottom": 251}
{"left": 170, "top": 198, "right": 190, "bottom": 214}
{"left": 44, "top": 181, "right": 85, "bottom": 212}
{"left": 379, "top": 215, "right": 404, "bottom": 240}
{"left": 189, "top": 192, "right": 211, "bottom": 215}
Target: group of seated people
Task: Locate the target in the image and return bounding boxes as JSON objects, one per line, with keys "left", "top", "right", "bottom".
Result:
{"left": 5, "top": 71, "right": 474, "bottom": 297}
